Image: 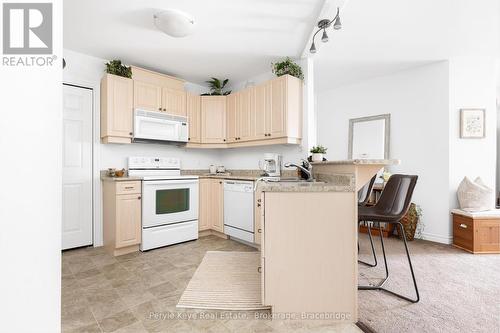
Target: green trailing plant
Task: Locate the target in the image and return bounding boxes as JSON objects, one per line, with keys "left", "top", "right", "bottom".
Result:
{"left": 272, "top": 57, "right": 304, "bottom": 80}
{"left": 105, "top": 60, "right": 132, "bottom": 78}
{"left": 310, "top": 145, "right": 327, "bottom": 154}
{"left": 202, "top": 77, "right": 231, "bottom": 96}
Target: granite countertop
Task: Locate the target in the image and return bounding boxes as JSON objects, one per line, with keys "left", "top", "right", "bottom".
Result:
{"left": 311, "top": 159, "right": 400, "bottom": 166}
{"left": 256, "top": 178, "right": 355, "bottom": 193}
{"left": 100, "top": 171, "right": 142, "bottom": 182}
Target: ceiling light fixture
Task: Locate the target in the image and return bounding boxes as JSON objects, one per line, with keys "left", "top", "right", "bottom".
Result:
{"left": 309, "top": 7, "right": 342, "bottom": 53}
{"left": 321, "top": 29, "right": 329, "bottom": 43}
{"left": 153, "top": 9, "right": 196, "bottom": 38}
{"left": 309, "top": 41, "right": 317, "bottom": 53}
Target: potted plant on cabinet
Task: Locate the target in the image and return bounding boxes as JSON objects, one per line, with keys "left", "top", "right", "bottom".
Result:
{"left": 104, "top": 60, "right": 132, "bottom": 78}
{"left": 271, "top": 57, "right": 304, "bottom": 80}
{"left": 202, "top": 77, "right": 232, "bottom": 96}
{"left": 310, "top": 145, "right": 327, "bottom": 162}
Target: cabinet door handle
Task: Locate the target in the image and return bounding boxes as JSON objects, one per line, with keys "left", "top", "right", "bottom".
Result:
{"left": 257, "top": 267, "right": 262, "bottom": 273}
{"left": 163, "top": 108, "right": 166, "bottom": 111}
{"left": 257, "top": 203, "right": 261, "bottom": 207}
{"left": 129, "top": 132, "right": 133, "bottom": 136}
{"left": 257, "top": 199, "right": 261, "bottom": 203}
{"left": 137, "top": 196, "right": 141, "bottom": 200}
{"left": 219, "top": 181, "right": 222, "bottom": 184}
{"left": 459, "top": 223, "right": 467, "bottom": 229}
{"left": 258, "top": 228, "right": 262, "bottom": 233}
{"left": 158, "top": 107, "right": 162, "bottom": 111}
{"left": 125, "top": 186, "right": 134, "bottom": 189}
{"left": 223, "top": 139, "right": 226, "bottom": 142}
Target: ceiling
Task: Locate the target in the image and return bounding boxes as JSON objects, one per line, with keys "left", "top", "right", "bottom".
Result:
{"left": 313, "top": 0, "right": 500, "bottom": 91}
{"left": 63, "top": 0, "right": 324, "bottom": 86}
{"left": 64, "top": 0, "right": 499, "bottom": 91}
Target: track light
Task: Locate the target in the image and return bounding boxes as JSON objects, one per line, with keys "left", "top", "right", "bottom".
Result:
{"left": 309, "top": 41, "right": 317, "bottom": 53}
{"left": 333, "top": 16, "right": 342, "bottom": 30}
{"left": 321, "top": 29, "right": 329, "bottom": 43}
{"left": 309, "top": 7, "right": 342, "bottom": 54}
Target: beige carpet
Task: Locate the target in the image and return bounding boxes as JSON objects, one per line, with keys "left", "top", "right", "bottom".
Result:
{"left": 357, "top": 234, "right": 500, "bottom": 333}
{"left": 177, "top": 251, "right": 270, "bottom": 311}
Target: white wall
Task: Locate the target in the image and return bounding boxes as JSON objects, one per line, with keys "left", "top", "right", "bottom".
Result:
{"left": 317, "top": 62, "right": 451, "bottom": 243}
{"left": 448, "top": 57, "right": 498, "bottom": 208}
{"left": 0, "top": 1, "right": 62, "bottom": 331}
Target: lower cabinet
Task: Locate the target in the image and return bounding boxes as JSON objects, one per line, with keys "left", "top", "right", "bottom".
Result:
{"left": 198, "top": 179, "right": 224, "bottom": 233}
{"left": 103, "top": 180, "right": 142, "bottom": 256}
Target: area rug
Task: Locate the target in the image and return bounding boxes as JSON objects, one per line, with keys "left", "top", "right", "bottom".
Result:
{"left": 177, "top": 251, "right": 270, "bottom": 310}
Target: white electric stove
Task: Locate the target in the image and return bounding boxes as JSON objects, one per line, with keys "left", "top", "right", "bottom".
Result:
{"left": 128, "top": 157, "right": 199, "bottom": 251}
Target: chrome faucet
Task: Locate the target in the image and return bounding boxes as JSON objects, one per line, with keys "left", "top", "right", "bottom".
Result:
{"left": 284, "top": 161, "right": 313, "bottom": 181}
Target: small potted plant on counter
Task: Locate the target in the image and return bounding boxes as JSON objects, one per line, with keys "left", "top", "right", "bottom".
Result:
{"left": 310, "top": 145, "right": 327, "bottom": 162}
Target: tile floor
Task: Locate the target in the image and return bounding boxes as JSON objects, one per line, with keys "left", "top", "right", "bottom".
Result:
{"left": 62, "top": 235, "right": 359, "bottom": 333}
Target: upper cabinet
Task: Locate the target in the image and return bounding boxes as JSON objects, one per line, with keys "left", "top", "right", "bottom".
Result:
{"left": 132, "top": 66, "right": 186, "bottom": 116}
{"left": 133, "top": 81, "right": 162, "bottom": 112}
{"left": 224, "top": 75, "right": 302, "bottom": 147}
{"left": 201, "top": 96, "right": 227, "bottom": 144}
{"left": 100, "top": 74, "right": 134, "bottom": 144}
{"left": 101, "top": 63, "right": 302, "bottom": 147}
{"left": 187, "top": 93, "right": 201, "bottom": 143}
{"left": 162, "top": 88, "right": 186, "bottom": 116}
{"left": 226, "top": 92, "right": 239, "bottom": 143}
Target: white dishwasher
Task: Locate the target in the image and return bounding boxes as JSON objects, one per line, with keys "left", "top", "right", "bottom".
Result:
{"left": 223, "top": 180, "right": 255, "bottom": 243}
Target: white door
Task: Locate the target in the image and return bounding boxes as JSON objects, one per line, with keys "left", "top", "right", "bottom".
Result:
{"left": 62, "top": 84, "right": 93, "bottom": 249}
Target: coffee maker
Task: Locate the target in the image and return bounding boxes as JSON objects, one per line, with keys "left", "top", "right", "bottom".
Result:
{"left": 259, "top": 153, "right": 281, "bottom": 177}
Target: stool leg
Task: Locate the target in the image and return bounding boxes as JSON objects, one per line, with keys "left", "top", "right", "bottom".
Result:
{"left": 358, "top": 221, "right": 420, "bottom": 303}
{"left": 377, "top": 222, "right": 389, "bottom": 286}
{"left": 358, "top": 221, "right": 377, "bottom": 267}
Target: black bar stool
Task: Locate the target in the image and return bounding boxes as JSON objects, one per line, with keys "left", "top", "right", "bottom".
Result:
{"left": 358, "top": 174, "right": 420, "bottom": 303}
{"left": 357, "top": 175, "right": 378, "bottom": 267}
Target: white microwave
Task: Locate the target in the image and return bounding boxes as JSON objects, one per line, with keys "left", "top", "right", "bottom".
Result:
{"left": 133, "top": 109, "right": 188, "bottom": 143}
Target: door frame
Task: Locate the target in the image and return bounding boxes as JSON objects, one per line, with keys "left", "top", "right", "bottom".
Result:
{"left": 63, "top": 81, "right": 101, "bottom": 247}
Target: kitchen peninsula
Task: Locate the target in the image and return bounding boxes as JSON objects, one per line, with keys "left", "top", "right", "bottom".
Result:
{"left": 258, "top": 159, "right": 399, "bottom": 323}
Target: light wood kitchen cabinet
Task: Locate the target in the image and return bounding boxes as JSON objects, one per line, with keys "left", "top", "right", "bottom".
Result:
{"left": 201, "top": 96, "right": 227, "bottom": 144}
{"left": 239, "top": 87, "right": 255, "bottom": 141}
{"left": 226, "top": 87, "right": 255, "bottom": 143}
{"left": 254, "top": 74, "right": 302, "bottom": 141}
{"left": 198, "top": 179, "right": 224, "bottom": 233}
{"left": 162, "top": 88, "right": 186, "bottom": 116}
{"left": 186, "top": 93, "right": 201, "bottom": 143}
{"left": 132, "top": 66, "right": 186, "bottom": 115}
{"left": 198, "top": 179, "right": 211, "bottom": 231}
{"left": 211, "top": 179, "right": 224, "bottom": 233}
{"left": 269, "top": 76, "right": 286, "bottom": 138}
{"left": 103, "top": 180, "right": 142, "bottom": 256}
{"left": 226, "top": 93, "right": 239, "bottom": 143}
{"left": 133, "top": 80, "right": 162, "bottom": 112}
{"left": 100, "top": 74, "right": 134, "bottom": 143}
{"left": 254, "top": 82, "right": 271, "bottom": 140}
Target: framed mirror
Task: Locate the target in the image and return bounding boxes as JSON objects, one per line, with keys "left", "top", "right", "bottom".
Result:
{"left": 348, "top": 114, "right": 390, "bottom": 159}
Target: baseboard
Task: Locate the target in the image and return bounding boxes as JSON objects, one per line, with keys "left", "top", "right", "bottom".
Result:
{"left": 420, "top": 232, "right": 452, "bottom": 244}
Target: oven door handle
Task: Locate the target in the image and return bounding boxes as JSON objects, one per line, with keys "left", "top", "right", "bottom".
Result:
{"left": 143, "top": 179, "right": 198, "bottom": 186}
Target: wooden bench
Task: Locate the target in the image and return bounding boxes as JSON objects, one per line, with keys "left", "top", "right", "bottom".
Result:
{"left": 451, "top": 209, "right": 500, "bottom": 254}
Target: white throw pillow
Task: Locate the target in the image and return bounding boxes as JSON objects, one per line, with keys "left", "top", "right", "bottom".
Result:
{"left": 457, "top": 177, "right": 494, "bottom": 212}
